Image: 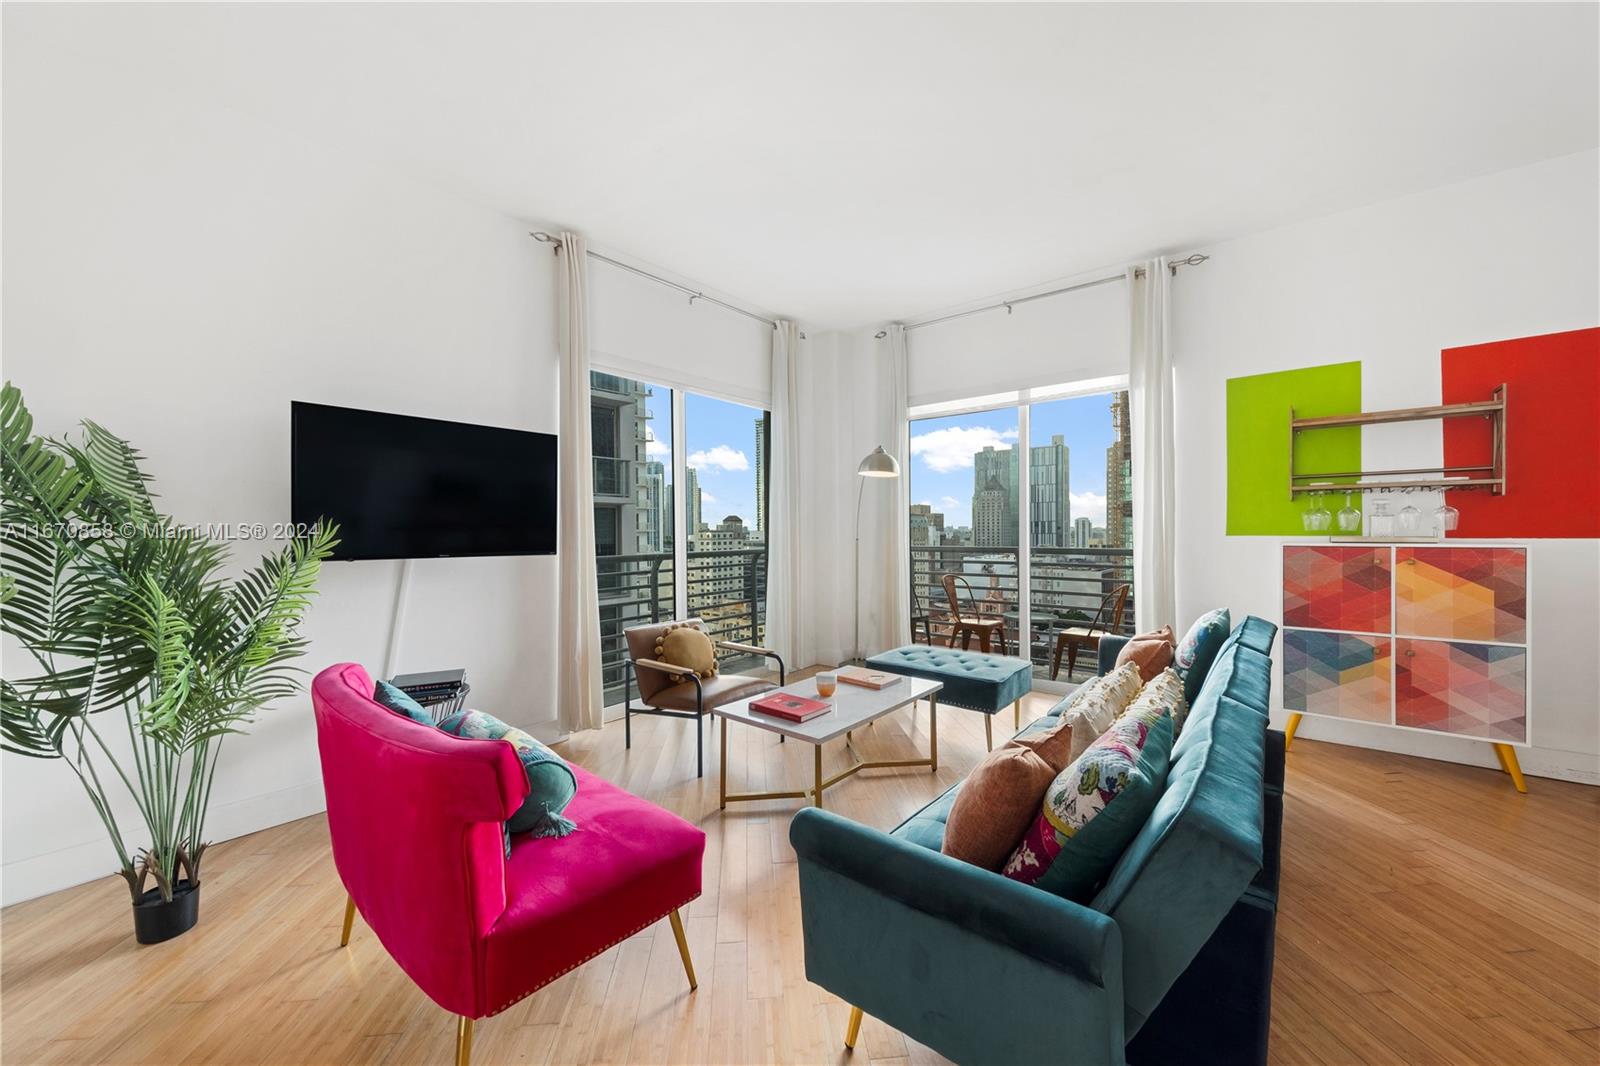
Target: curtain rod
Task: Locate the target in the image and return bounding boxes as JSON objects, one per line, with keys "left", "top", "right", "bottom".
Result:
{"left": 873, "top": 254, "right": 1210, "bottom": 338}
{"left": 530, "top": 231, "right": 801, "bottom": 337}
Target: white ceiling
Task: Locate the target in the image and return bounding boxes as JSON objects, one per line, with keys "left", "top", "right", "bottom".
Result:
{"left": 9, "top": 3, "right": 1598, "bottom": 328}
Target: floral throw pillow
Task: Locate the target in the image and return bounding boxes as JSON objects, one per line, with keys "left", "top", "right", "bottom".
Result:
{"left": 1001, "top": 706, "right": 1175, "bottom": 902}
{"left": 437, "top": 709, "right": 578, "bottom": 841}
{"left": 1175, "top": 608, "right": 1231, "bottom": 708}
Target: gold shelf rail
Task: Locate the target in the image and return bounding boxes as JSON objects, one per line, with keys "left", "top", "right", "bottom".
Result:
{"left": 1289, "top": 385, "right": 1506, "bottom": 498}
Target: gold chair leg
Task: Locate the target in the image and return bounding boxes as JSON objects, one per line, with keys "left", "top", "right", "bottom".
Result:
{"left": 668, "top": 908, "right": 697, "bottom": 990}
{"left": 339, "top": 893, "right": 356, "bottom": 947}
{"left": 844, "top": 1005, "right": 864, "bottom": 1050}
{"left": 455, "top": 1016, "right": 474, "bottom": 1066}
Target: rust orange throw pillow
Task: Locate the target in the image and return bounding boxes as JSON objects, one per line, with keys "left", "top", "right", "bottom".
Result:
{"left": 1010, "top": 716, "right": 1078, "bottom": 773}
{"left": 1115, "top": 624, "right": 1176, "bottom": 682}
{"left": 942, "top": 744, "right": 1059, "bottom": 872}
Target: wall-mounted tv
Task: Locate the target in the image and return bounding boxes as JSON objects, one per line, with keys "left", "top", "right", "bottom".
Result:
{"left": 291, "top": 401, "right": 557, "bottom": 561}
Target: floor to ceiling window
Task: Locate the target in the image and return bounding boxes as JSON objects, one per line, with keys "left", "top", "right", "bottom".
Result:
{"left": 909, "top": 379, "right": 1133, "bottom": 687}
{"left": 589, "top": 373, "right": 771, "bottom": 706}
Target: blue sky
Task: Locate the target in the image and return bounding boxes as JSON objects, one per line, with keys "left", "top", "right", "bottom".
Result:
{"left": 641, "top": 385, "right": 764, "bottom": 529}
{"left": 910, "top": 393, "right": 1118, "bottom": 530}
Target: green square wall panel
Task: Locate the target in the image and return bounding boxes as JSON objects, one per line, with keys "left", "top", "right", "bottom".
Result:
{"left": 1226, "top": 362, "right": 1361, "bottom": 535}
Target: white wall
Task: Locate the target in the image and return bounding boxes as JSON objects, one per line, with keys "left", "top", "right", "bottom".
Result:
{"left": 0, "top": 33, "right": 770, "bottom": 903}
{"left": 1172, "top": 149, "right": 1600, "bottom": 784}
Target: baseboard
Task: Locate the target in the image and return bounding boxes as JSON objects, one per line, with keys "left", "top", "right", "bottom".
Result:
{"left": 1, "top": 779, "right": 328, "bottom": 906}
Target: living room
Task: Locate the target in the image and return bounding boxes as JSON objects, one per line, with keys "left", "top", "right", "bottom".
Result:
{"left": 2, "top": 4, "right": 1597, "bottom": 1065}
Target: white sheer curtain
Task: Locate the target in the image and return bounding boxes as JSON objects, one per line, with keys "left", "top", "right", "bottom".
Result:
{"left": 555, "top": 232, "right": 605, "bottom": 732}
{"left": 884, "top": 324, "right": 912, "bottom": 650}
{"left": 765, "top": 321, "right": 809, "bottom": 668}
{"left": 1128, "top": 259, "right": 1177, "bottom": 632}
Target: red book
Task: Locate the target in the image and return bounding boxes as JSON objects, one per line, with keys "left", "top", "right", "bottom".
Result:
{"left": 749, "top": 693, "right": 831, "bottom": 722}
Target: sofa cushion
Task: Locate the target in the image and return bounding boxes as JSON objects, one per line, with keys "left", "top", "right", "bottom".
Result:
{"left": 941, "top": 744, "right": 1060, "bottom": 871}
{"left": 864, "top": 646, "right": 1031, "bottom": 713}
{"left": 1064, "top": 662, "right": 1143, "bottom": 762}
{"left": 890, "top": 781, "right": 961, "bottom": 852}
{"left": 436, "top": 709, "right": 578, "bottom": 839}
{"left": 1003, "top": 709, "right": 1175, "bottom": 902}
{"left": 374, "top": 679, "right": 434, "bottom": 725}
{"left": 1116, "top": 625, "right": 1177, "bottom": 682}
{"left": 1176, "top": 608, "right": 1231, "bottom": 708}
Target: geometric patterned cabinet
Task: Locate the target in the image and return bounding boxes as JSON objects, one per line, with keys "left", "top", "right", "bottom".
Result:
{"left": 1281, "top": 543, "right": 1530, "bottom": 791}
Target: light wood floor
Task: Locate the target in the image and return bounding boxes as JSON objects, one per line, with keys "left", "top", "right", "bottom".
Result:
{"left": 3, "top": 688, "right": 1596, "bottom": 1066}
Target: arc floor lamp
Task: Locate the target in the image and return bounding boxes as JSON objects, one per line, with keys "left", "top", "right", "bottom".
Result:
{"left": 854, "top": 445, "right": 901, "bottom": 662}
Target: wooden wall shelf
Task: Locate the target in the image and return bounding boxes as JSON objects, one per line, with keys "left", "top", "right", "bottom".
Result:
{"left": 1289, "top": 385, "right": 1506, "bottom": 498}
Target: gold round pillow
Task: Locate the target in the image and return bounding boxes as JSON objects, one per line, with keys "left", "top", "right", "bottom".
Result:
{"left": 655, "top": 624, "right": 718, "bottom": 679}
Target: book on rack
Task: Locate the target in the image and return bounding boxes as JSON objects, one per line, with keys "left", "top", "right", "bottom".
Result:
{"left": 836, "top": 666, "right": 900, "bottom": 690}
{"left": 749, "top": 693, "right": 831, "bottom": 722}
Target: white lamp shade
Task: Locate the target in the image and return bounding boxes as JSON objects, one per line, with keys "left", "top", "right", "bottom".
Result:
{"left": 857, "top": 445, "right": 900, "bottom": 478}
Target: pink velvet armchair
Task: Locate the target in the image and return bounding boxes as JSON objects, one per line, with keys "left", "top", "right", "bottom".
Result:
{"left": 312, "top": 663, "right": 705, "bottom": 1065}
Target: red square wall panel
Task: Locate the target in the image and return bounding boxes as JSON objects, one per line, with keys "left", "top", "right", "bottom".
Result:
{"left": 1441, "top": 327, "right": 1600, "bottom": 538}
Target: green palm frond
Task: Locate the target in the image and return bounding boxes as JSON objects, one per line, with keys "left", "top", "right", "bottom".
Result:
{"left": 78, "top": 419, "right": 158, "bottom": 525}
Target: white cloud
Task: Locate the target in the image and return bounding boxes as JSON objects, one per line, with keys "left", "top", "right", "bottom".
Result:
{"left": 644, "top": 429, "right": 670, "bottom": 459}
{"left": 686, "top": 444, "right": 749, "bottom": 472}
{"left": 1070, "top": 491, "right": 1107, "bottom": 527}
{"left": 699, "top": 490, "right": 718, "bottom": 504}
{"left": 910, "top": 426, "right": 1018, "bottom": 473}
{"left": 938, "top": 496, "right": 961, "bottom": 512}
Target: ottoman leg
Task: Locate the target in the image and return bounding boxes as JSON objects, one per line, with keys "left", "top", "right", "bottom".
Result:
{"left": 984, "top": 714, "right": 992, "bottom": 751}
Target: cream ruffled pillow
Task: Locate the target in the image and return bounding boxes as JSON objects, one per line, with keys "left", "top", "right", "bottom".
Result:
{"left": 1064, "top": 662, "right": 1143, "bottom": 763}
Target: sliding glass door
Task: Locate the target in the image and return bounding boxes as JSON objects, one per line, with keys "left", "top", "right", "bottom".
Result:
{"left": 909, "top": 381, "right": 1133, "bottom": 688}
{"left": 588, "top": 373, "right": 771, "bottom": 706}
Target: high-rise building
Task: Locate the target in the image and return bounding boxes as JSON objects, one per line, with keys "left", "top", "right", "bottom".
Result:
{"left": 640, "top": 460, "right": 668, "bottom": 553}
{"left": 909, "top": 503, "right": 945, "bottom": 547}
{"left": 1029, "top": 434, "right": 1071, "bottom": 547}
{"left": 973, "top": 475, "right": 1011, "bottom": 547}
{"left": 753, "top": 416, "right": 767, "bottom": 537}
{"left": 588, "top": 372, "right": 654, "bottom": 556}
{"left": 698, "top": 514, "right": 751, "bottom": 599}
{"left": 972, "top": 447, "right": 1019, "bottom": 545}
{"left": 1073, "top": 516, "right": 1093, "bottom": 548}
{"left": 684, "top": 466, "right": 704, "bottom": 547}
{"left": 1105, "top": 390, "right": 1133, "bottom": 549}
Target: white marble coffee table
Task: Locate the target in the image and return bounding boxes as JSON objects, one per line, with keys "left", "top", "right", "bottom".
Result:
{"left": 708, "top": 675, "right": 943, "bottom": 809}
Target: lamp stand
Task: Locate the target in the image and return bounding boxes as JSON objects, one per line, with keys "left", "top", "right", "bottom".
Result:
{"left": 853, "top": 476, "right": 865, "bottom": 664}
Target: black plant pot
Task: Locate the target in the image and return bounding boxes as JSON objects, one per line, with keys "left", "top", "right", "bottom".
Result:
{"left": 132, "top": 879, "right": 200, "bottom": 945}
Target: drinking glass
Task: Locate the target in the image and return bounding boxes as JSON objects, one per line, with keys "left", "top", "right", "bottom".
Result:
{"left": 1311, "top": 492, "right": 1332, "bottom": 532}
{"left": 1433, "top": 502, "right": 1459, "bottom": 533}
{"left": 815, "top": 672, "right": 838, "bottom": 698}
{"left": 1336, "top": 492, "right": 1362, "bottom": 533}
{"left": 1368, "top": 499, "right": 1395, "bottom": 538}
{"left": 1398, "top": 495, "right": 1422, "bottom": 535}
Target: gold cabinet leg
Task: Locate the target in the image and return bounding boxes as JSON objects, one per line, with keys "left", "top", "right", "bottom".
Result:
{"left": 339, "top": 893, "right": 356, "bottom": 947}
{"left": 929, "top": 697, "right": 938, "bottom": 771}
{"left": 984, "top": 714, "right": 993, "bottom": 751}
{"left": 844, "top": 1006, "right": 864, "bottom": 1050}
{"left": 667, "top": 908, "right": 697, "bottom": 990}
{"left": 719, "top": 716, "right": 728, "bottom": 810}
{"left": 1493, "top": 743, "right": 1528, "bottom": 793}
{"left": 1284, "top": 712, "right": 1303, "bottom": 751}
{"left": 455, "top": 1016, "right": 474, "bottom": 1066}
{"left": 814, "top": 744, "right": 824, "bottom": 808}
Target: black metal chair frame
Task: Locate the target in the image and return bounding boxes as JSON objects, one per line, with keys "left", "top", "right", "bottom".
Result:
{"left": 624, "top": 643, "right": 786, "bottom": 777}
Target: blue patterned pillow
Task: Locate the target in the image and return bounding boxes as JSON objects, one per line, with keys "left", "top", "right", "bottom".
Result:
{"left": 1175, "top": 608, "right": 1231, "bottom": 708}
{"left": 436, "top": 709, "right": 578, "bottom": 840}
{"left": 374, "top": 680, "right": 433, "bottom": 725}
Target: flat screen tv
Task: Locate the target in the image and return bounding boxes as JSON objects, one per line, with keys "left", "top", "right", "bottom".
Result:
{"left": 291, "top": 401, "right": 557, "bottom": 561}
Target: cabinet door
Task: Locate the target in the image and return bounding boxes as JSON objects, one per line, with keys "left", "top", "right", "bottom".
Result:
{"left": 1283, "top": 545, "right": 1392, "bottom": 634}
{"left": 1283, "top": 629, "right": 1392, "bottom": 723}
{"left": 1395, "top": 638, "right": 1527, "bottom": 743}
{"left": 1396, "top": 546, "right": 1526, "bottom": 643}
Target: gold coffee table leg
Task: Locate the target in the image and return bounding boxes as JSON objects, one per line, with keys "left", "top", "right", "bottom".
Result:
{"left": 719, "top": 716, "right": 728, "bottom": 809}
{"left": 814, "top": 744, "right": 824, "bottom": 808}
{"left": 930, "top": 696, "right": 938, "bottom": 771}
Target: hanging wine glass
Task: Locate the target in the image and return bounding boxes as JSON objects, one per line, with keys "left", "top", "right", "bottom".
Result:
{"left": 1434, "top": 501, "right": 1459, "bottom": 534}
{"left": 1398, "top": 492, "right": 1422, "bottom": 535}
{"left": 1336, "top": 491, "right": 1362, "bottom": 533}
{"left": 1312, "top": 492, "right": 1332, "bottom": 532}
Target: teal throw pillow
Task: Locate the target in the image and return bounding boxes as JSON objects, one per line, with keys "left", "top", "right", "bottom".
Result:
{"left": 1175, "top": 608, "right": 1231, "bottom": 709}
{"left": 436, "top": 709, "right": 578, "bottom": 840}
{"left": 374, "top": 680, "right": 434, "bottom": 725}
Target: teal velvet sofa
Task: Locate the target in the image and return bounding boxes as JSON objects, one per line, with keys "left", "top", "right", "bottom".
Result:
{"left": 791, "top": 615, "right": 1282, "bottom": 1066}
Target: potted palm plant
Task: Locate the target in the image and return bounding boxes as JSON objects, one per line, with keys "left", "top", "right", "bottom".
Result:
{"left": 0, "top": 382, "right": 337, "bottom": 943}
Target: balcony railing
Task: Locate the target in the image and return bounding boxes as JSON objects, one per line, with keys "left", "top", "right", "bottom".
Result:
{"left": 596, "top": 546, "right": 769, "bottom": 706}
{"left": 910, "top": 545, "right": 1134, "bottom": 682}
{"left": 592, "top": 455, "right": 629, "bottom": 498}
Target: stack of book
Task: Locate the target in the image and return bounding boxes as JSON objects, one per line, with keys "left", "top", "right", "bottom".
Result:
{"left": 390, "top": 668, "right": 470, "bottom": 713}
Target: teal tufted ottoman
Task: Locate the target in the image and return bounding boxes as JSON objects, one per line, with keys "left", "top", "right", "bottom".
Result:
{"left": 864, "top": 646, "right": 1032, "bottom": 750}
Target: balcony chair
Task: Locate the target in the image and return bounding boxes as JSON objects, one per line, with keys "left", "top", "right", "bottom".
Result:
{"left": 910, "top": 587, "right": 953, "bottom": 646}
{"left": 940, "top": 573, "right": 1010, "bottom": 655}
{"left": 1049, "top": 583, "right": 1131, "bottom": 680}
{"left": 623, "top": 618, "right": 785, "bottom": 777}
{"left": 311, "top": 663, "right": 704, "bottom": 1066}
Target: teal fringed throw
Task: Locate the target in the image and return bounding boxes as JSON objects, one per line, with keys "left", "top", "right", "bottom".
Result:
{"left": 436, "top": 709, "right": 579, "bottom": 840}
